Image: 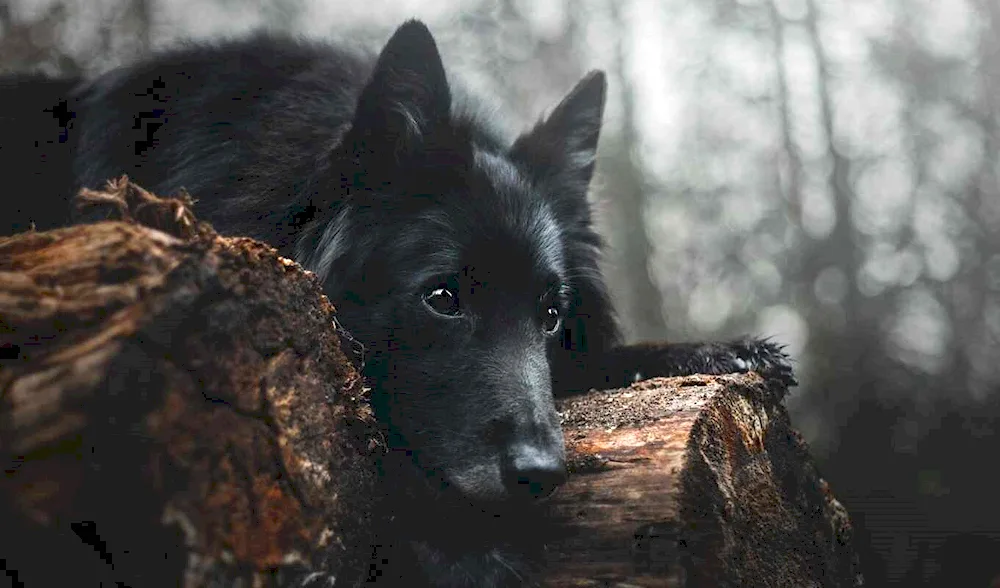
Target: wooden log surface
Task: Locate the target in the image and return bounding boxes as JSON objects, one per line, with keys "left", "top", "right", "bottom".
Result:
{"left": 0, "top": 179, "right": 863, "bottom": 587}
{"left": 546, "top": 374, "right": 863, "bottom": 587}
{"left": 0, "top": 180, "right": 381, "bottom": 587}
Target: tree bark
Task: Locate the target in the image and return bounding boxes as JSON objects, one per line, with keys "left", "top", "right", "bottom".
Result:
{"left": 0, "top": 179, "right": 381, "bottom": 587}
{"left": 545, "top": 373, "right": 864, "bottom": 587}
{"left": 1, "top": 179, "right": 862, "bottom": 587}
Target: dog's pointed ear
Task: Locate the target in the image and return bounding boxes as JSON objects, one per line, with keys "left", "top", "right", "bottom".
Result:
{"left": 348, "top": 20, "right": 451, "bottom": 160}
{"left": 510, "top": 70, "right": 606, "bottom": 192}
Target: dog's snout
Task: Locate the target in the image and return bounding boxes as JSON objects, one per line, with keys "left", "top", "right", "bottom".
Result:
{"left": 502, "top": 442, "right": 567, "bottom": 499}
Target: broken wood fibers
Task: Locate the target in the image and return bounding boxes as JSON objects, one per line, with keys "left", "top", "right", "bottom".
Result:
{"left": 0, "top": 178, "right": 863, "bottom": 587}
{"left": 0, "top": 178, "right": 381, "bottom": 586}
{"left": 544, "top": 374, "right": 864, "bottom": 588}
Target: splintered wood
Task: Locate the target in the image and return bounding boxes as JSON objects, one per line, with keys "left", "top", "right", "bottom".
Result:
{"left": 545, "top": 374, "right": 863, "bottom": 587}
{"left": 0, "top": 179, "right": 381, "bottom": 587}
{"left": 0, "top": 178, "right": 863, "bottom": 587}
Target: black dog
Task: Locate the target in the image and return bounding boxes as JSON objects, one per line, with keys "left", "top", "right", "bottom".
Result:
{"left": 0, "top": 20, "right": 794, "bottom": 587}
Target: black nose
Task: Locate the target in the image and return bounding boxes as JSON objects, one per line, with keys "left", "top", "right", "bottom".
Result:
{"left": 502, "top": 445, "right": 567, "bottom": 499}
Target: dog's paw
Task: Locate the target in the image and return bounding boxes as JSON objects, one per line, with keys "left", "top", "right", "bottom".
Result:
{"left": 729, "top": 337, "right": 797, "bottom": 387}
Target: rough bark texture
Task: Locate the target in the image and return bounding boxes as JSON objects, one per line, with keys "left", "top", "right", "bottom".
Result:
{"left": 544, "top": 374, "right": 864, "bottom": 587}
{"left": 1, "top": 179, "right": 862, "bottom": 587}
{"left": 0, "top": 179, "right": 382, "bottom": 587}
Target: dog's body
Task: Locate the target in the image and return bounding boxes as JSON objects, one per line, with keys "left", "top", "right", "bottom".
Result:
{"left": 1, "top": 21, "right": 794, "bottom": 587}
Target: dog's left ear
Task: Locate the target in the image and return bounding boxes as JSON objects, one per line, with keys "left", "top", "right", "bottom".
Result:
{"left": 510, "top": 71, "right": 606, "bottom": 199}
{"left": 347, "top": 20, "right": 451, "bottom": 161}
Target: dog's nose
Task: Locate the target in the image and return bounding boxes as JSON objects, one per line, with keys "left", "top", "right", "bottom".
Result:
{"left": 502, "top": 444, "right": 567, "bottom": 499}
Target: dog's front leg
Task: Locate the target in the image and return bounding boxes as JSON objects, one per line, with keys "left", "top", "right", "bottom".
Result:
{"left": 590, "top": 339, "right": 796, "bottom": 390}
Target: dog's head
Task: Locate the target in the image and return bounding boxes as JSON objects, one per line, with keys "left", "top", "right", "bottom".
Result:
{"left": 299, "top": 20, "right": 608, "bottom": 511}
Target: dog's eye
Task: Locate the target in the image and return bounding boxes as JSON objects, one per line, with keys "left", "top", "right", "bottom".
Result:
{"left": 540, "top": 305, "right": 561, "bottom": 334}
{"left": 424, "top": 286, "right": 461, "bottom": 317}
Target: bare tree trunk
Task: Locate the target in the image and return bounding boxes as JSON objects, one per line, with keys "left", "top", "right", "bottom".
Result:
{"left": 127, "top": 0, "right": 153, "bottom": 55}
{"left": 795, "top": 0, "right": 879, "bottom": 429}
{"left": 767, "top": 1, "right": 802, "bottom": 230}
{"left": 600, "top": 0, "right": 669, "bottom": 343}
{"left": 957, "top": 0, "right": 1000, "bottom": 394}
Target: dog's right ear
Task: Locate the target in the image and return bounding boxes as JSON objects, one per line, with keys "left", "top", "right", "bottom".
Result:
{"left": 510, "top": 71, "right": 606, "bottom": 220}
{"left": 347, "top": 20, "right": 451, "bottom": 162}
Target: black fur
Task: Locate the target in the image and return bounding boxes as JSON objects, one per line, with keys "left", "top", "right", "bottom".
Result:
{"left": 0, "top": 20, "right": 794, "bottom": 587}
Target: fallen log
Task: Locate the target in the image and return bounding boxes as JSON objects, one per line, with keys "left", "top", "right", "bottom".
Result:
{"left": 0, "top": 179, "right": 382, "bottom": 586}
{"left": 545, "top": 374, "right": 864, "bottom": 587}
{"left": 0, "top": 179, "right": 863, "bottom": 586}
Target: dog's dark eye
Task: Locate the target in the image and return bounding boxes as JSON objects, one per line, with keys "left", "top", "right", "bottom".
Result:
{"left": 540, "top": 305, "right": 561, "bottom": 334}
{"left": 424, "top": 286, "right": 460, "bottom": 317}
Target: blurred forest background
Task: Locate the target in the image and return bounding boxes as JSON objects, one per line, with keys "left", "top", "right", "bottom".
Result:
{"left": 2, "top": 0, "right": 999, "bottom": 584}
